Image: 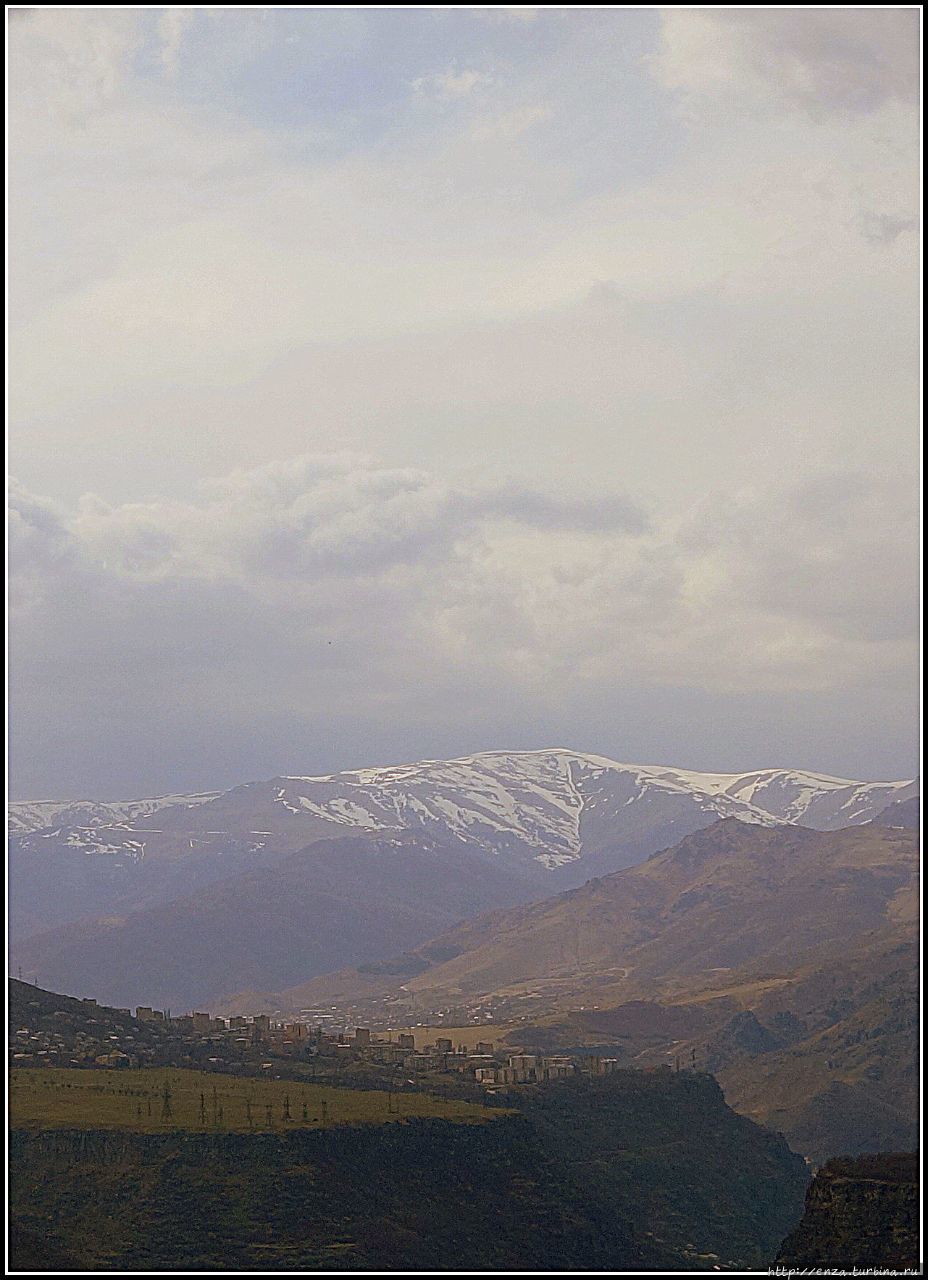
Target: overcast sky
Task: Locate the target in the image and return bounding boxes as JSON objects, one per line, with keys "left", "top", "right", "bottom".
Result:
{"left": 8, "top": 6, "right": 921, "bottom": 799}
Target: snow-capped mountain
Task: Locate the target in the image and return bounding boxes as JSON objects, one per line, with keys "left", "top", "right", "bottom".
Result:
{"left": 8, "top": 750, "right": 916, "bottom": 1010}
{"left": 274, "top": 751, "right": 917, "bottom": 853}
{"left": 9, "top": 749, "right": 915, "bottom": 861}
{"left": 6, "top": 791, "right": 221, "bottom": 840}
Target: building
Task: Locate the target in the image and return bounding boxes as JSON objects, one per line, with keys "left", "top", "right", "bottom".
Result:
{"left": 542, "top": 1058, "right": 575, "bottom": 1081}
{"left": 370, "top": 1044, "right": 408, "bottom": 1065}
{"left": 409, "top": 1053, "right": 443, "bottom": 1072}
{"left": 508, "top": 1054, "right": 538, "bottom": 1082}
{"left": 135, "top": 1007, "right": 165, "bottom": 1023}
{"left": 589, "top": 1056, "right": 621, "bottom": 1076}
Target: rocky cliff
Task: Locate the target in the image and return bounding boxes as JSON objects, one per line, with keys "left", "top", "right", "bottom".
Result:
{"left": 776, "top": 1152, "right": 919, "bottom": 1269}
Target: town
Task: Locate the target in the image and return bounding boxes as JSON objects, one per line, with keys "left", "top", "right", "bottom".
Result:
{"left": 10, "top": 981, "right": 625, "bottom": 1090}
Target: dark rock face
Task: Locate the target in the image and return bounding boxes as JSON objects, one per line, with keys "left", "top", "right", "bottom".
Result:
{"left": 776, "top": 1152, "right": 919, "bottom": 1269}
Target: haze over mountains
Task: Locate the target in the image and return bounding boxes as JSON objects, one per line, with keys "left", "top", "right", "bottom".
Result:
{"left": 8, "top": 748, "right": 917, "bottom": 1012}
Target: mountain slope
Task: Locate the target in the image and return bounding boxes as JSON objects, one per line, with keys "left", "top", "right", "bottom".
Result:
{"left": 10, "top": 833, "right": 541, "bottom": 1011}
{"left": 9, "top": 750, "right": 915, "bottom": 943}
{"left": 714, "top": 937, "right": 919, "bottom": 1163}
{"left": 291, "top": 819, "right": 916, "bottom": 1014}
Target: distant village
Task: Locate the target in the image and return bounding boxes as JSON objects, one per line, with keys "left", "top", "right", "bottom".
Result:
{"left": 11, "top": 992, "right": 624, "bottom": 1087}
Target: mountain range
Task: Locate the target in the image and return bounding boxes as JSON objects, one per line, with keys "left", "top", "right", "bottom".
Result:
{"left": 10, "top": 748, "right": 916, "bottom": 869}
{"left": 255, "top": 817, "right": 917, "bottom": 1161}
{"left": 8, "top": 749, "right": 917, "bottom": 1013}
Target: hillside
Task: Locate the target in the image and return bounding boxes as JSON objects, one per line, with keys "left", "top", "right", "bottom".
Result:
{"left": 10, "top": 1066, "right": 488, "bottom": 1132}
{"left": 714, "top": 936, "right": 919, "bottom": 1163}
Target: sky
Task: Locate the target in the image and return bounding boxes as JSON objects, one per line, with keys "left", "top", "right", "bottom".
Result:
{"left": 7, "top": 5, "right": 921, "bottom": 799}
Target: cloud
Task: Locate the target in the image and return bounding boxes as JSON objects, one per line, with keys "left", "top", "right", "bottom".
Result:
{"left": 469, "top": 102, "right": 553, "bottom": 141}
{"left": 473, "top": 7, "right": 542, "bottom": 23}
{"left": 6, "top": 8, "right": 920, "bottom": 792}
{"left": 652, "top": 8, "right": 920, "bottom": 117}
{"left": 157, "top": 8, "right": 194, "bottom": 80}
{"left": 6, "top": 7, "right": 141, "bottom": 128}
{"left": 9, "top": 453, "right": 917, "bottom": 796}
{"left": 29, "top": 453, "right": 645, "bottom": 585}
{"left": 411, "top": 65, "right": 494, "bottom": 100}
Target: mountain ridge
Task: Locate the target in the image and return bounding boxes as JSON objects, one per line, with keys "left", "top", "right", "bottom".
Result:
{"left": 9, "top": 751, "right": 917, "bottom": 1013}
{"left": 9, "top": 750, "right": 916, "bottom": 890}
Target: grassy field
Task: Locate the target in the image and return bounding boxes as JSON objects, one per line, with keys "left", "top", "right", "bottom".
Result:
{"left": 9, "top": 1068, "right": 493, "bottom": 1133}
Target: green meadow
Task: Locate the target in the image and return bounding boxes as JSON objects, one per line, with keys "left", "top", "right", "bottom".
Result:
{"left": 9, "top": 1068, "right": 492, "bottom": 1133}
